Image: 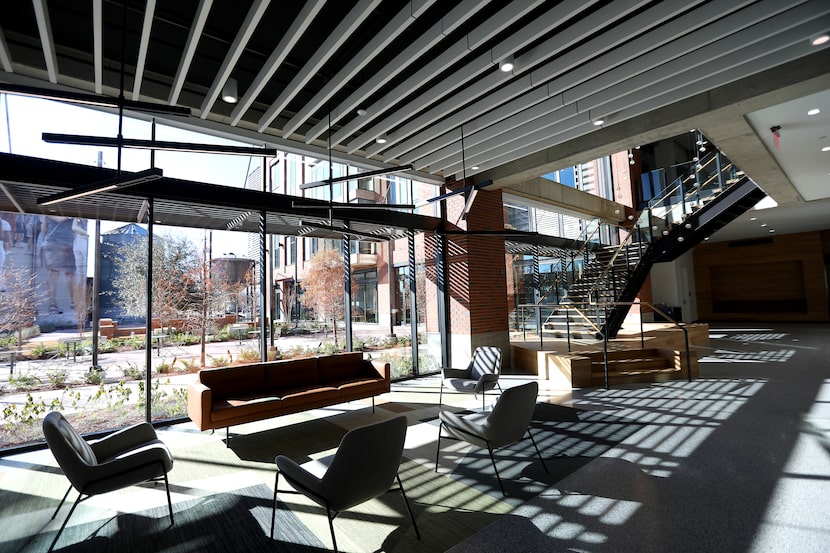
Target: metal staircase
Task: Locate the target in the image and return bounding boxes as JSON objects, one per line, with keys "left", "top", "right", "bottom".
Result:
{"left": 517, "top": 149, "right": 767, "bottom": 342}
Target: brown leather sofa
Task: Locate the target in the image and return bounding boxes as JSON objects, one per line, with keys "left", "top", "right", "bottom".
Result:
{"left": 187, "top": 352, "right": 390, "bottom": 432}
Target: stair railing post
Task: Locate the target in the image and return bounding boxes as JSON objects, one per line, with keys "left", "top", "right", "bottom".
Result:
{"left": 715, "top": 149, "right": 724, "bottom": 190}
{"left": 602, "top": 303, "right": 610, "bottom": 390}
{"left": 683, "top": 325, "right": 692, "bottom": 382}
{"left": 639, "top": 302, "right": 645, "bottom": 348}
{"left": 565, "top": 307, "right": 571, "bottom": 353}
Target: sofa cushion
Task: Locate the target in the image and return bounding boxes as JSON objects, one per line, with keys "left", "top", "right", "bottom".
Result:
{"left": 199, "top": 364, "right": 265, "bottom": 400}
{"left": 316, "top": 352, "right": 365, "bottom": 382}
{"left": 264, "top": 357, "right": 320, "bottom": 391}
{"left": 278, "top": 385, "right": 340, "bottom": 409}
{"left": 211, "top": 394, "right": 281, "bottom": 422}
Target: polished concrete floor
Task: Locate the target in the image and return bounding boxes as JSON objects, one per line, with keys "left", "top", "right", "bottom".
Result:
{"left": 451, "top": 321, "right": 830, "bottom": 552}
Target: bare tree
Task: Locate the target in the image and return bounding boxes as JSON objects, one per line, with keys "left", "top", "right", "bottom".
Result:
{"left": 109, "top": 232, "right": 198, "bottom": 331}
{"left": 300, "top": 249, "right": 345, "bottom": 342}
{"left": 0, "top": 261, "right": 39, "bottom": 348}
{"left": 70, "top": 277, "right": 93, "bottom": 338}
{"left": 182, "top": 243, "right": 235, "bottom": 366}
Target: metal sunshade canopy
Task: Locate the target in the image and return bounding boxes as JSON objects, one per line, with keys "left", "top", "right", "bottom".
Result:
{"left": 0, "top": 152, "right": 441, "bottom": 240}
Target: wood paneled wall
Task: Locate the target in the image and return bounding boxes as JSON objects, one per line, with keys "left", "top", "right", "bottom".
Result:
{"left": 693, "top": 230, "right": 829, "bottom": 321}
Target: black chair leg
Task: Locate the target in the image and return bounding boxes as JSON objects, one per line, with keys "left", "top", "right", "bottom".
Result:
{"left": 438, "top": 384, "right": 443, "bottom": 406}
{"left": 270, "top": 471, "right": 279, "bottom": 539}
{"left": 326, "top": 504, "right": 338, "bottom": 553}
{"left": 435, "top": 422, "right": 444, "bottom": 472}
{"left": 51, "top": 485, "right": 72, "bottom": 520}
{"left": 48, "top": 491, "right": 82, "bottom": 553}
{"left": 396, "top": 474, "right": 421, "bottom": 540}
{"left": 163, "top": 470, "right": 174, "bottom": 524}
{"left": 486, "top": 444, "right": 506, "bottom": 496}
{"left": 528, "top": 429, "right": 548, "bottom": 474}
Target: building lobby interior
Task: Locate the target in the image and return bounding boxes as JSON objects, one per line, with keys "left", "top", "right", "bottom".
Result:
{"left": 1, "top": 2, "right": 830, "bottom": 552}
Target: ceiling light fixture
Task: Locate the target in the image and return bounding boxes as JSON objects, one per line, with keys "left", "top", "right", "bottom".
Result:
{"left": 221, "top": 78, "right": 238, "bottom": 104}
{"left": 811, "top": 34, "right": 830, "bottom": 46}
{"left": 593, "top": 118, "right": 604, "bottom": 126}
{"left": 822, "top": 146, "right": 830, "bottom": 152}
{"left": 356, "top": 108, "right": 367, "bottom": 116}
{"left": 42, "top": 133, "right": 276, "bottom": 156}
{"left": 807, "top": 108, "right": 821, "bottom": 116}
{"left": 38, "top": 167, "right": 163, "bottom": 206}
{"left": 499, "top": 55, "right": 514, "bottom": 72}
{"left": 376, "top": 135, "right": 387, "bottom": 144}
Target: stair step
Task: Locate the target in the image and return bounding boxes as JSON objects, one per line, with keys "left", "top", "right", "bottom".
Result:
{"left": 591, "top": 366, "right": 682, "bottom": 385}
{"left": 592, "top": 357, "right": 670, "bottom": 371}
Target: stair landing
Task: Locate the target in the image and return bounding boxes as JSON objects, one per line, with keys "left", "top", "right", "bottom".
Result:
{"left": 510, "top": 322, "right": 707, "bottom": 389}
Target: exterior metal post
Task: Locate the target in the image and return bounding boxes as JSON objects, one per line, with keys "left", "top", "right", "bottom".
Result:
{"left": 259, "top": 209, "right": 267, "bottom": 361}
{"left": 144, "top": 199, "right": 154, "bottom": 423}
{"left": 91, "top": 220, "right": 101, "bottom": 367}
{"left": 408, "top": 231, "right": 419, "bottom": 374}
{"left": 343, "top": 233, "right": 352, "bottom": 352}
{"left": 436, "top": 231, "right": 449, "bottom": 369}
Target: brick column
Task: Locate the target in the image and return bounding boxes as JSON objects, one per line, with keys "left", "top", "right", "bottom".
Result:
{"left": 425, "top": 179, "right": 510, "bottom": 369}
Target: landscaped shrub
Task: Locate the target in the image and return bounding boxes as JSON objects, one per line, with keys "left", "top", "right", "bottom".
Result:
{"left": 85, "top": 365, "right": 106, "bottom": 385}
{"left": 177, "top": 357, "right": 200, "bottom": 372}
{"left": 46, "top": 368, "right": 69, "bottom": 388}
{"left": 8, "top": 372, "right": 42, "bottom": 390}
{"left": 121, "top": 362, "right": 145, "bottom": 380}
{"left": 237, "top": 347, "right": 260, "bottom": 363}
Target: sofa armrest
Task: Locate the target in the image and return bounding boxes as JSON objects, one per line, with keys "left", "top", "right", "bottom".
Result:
{"left": 365, "top": 359, "right": 391, "bottom": 386}
{"left": 187, "top": 381, "right": 212, "bottom": 431}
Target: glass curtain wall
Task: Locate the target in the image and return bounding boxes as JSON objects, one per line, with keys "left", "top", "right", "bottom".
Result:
{"left": 0, "top": 95, "right": 261, "bottom": 450}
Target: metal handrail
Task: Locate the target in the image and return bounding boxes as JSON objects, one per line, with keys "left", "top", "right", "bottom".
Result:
{"left": 536, "top": 219, "right": 604, "bottom": 304}
{"left": 516, "top": 302, "right": 600, "bottom": 352}
{"left": 595, "top": 300, "right": 693, "bottom": 389}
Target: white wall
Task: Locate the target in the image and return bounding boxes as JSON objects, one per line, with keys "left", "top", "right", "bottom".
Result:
{"left": 650, "top": 250, "right": 698, "bottom": 322}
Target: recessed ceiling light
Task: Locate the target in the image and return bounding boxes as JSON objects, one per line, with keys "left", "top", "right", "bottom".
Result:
{"left": 376, "top": 136, "right": 387, "bottom": 144}
{"left": 749, "top": 216, "right": 757, "bottom": 221}
{"left": 499, "top": 56, "right": 514, "bottom": 72}
{"left": 811, "top": 34, "right": 830, "bottom": 46}
{"left": 593, "top": 119, "right": 604, "bottom": 126}
{"left": 761, "top": 223, "right": 768, "bottom": 227}
{"left": 471, "top": 166, "right": 479, "bottom": 170}
{"left": 808, "top": 108, "right": 821, "bottom": 116}
{"left": 769, "top": 229, "right": 775, "bottom": 233}
{"left": 822, "top": 146, "right": 830, "bottom": 152}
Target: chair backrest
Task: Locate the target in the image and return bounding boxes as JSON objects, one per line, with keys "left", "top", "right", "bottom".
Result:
{"left": 42, "top": 411, "right": 98, "bottom": 491}
{"left": 482, "top": 381, "right": 538, "bottom": 448}
{"left": 469, "top": 346, "right": 501, "bottom": 380}
{"left": 320, "top": 416, "right": 408, "bottom": 512}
